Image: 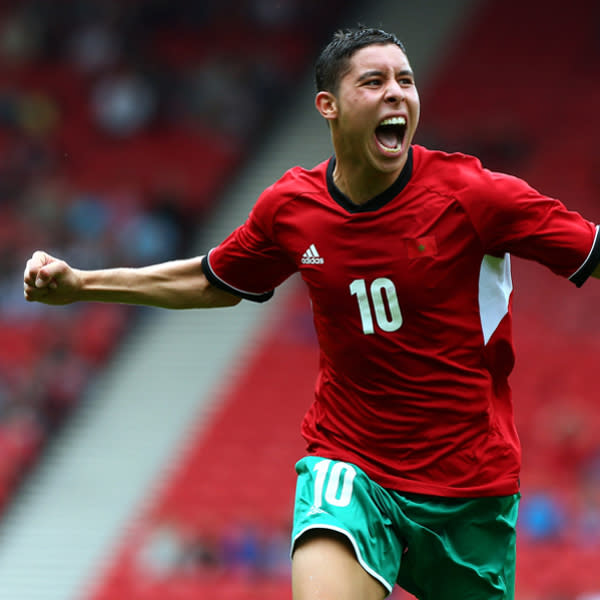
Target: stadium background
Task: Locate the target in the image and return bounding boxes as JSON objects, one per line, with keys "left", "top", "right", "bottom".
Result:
{"left": 0, "top": 0, "right": 599, "bottom": 598}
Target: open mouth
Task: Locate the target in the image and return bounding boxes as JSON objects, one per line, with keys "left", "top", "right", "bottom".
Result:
{"left": 375, "top": 116, "right": 407, "bottom": 154}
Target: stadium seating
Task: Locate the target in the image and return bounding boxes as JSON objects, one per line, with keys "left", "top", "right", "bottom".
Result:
{"left": 0, "top": 0, "right": 354, "bottom": 531}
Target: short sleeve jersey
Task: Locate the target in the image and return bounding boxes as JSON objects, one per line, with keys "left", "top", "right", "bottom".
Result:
{"left": 202, "top": 145, "right": 600, "bottom": 497}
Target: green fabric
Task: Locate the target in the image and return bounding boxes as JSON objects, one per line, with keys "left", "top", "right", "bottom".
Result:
{"left": 292, "top": 456, "right": 520, "bottom": 599}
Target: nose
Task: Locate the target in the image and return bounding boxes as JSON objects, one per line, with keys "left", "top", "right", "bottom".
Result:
{"left": 384, "top": 79, "right": 404, "bottom": 103}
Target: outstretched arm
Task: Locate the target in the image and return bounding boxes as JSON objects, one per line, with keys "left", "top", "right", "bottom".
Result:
{"left": 23, "top": 250, "right": 241, "bottom": 309}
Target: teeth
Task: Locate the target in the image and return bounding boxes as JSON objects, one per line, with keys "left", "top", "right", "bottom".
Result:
{"left": 379, "top": 116, "right": 406, "bottom": 127}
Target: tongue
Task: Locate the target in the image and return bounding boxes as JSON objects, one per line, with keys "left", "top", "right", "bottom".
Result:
{"left": 376, "top": 128, "right": 399, "bottom": 149}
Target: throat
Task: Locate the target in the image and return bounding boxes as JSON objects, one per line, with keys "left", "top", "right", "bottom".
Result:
{"left": 333, "top": 164, "right": 399, "bottom": 205}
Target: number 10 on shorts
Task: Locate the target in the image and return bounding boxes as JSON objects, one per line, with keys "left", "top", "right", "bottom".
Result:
{"left": 312, "top": 459, "right": 357, "bottom": 509}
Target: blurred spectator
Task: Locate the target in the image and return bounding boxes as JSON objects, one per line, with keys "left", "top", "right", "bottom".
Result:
{"left": 0, "top": 7, "right": 43, "bottom": 64}
{"left": 574, "top": 448, "right": 600, "bottom": 547}
{"left": 66, "top": 20, "right": 120, "bottom": 75}
{"left": 37, "top": 344, "right": 91, "bottom": 430}
{"left": 221, "top": 521, "right": 263, "bottom": 578}
{"left": 136, "top": 518, "right": 291, "bottom": 580}
{"left": 180, "top": 529, "right": 220, "bottom": 572}
{"left": 261, "top": 521, "right": 292, "bottom": 578}
{"left": 137, "top": 520, "right": 187, "bottom": 578}
{"left": 116, "top": 210, "right": 180, "bottom": 265}
{"left": 246, "top": 0, "right": 302, "bottom": 29}
{"left": 91, "top": 66, "right": 158, "bottom": 137}
{"left": 518, "top": 491, "right": 568, "bottom": 542}
{"left": 182, "top": 55, "right": 264, "bottom": 140}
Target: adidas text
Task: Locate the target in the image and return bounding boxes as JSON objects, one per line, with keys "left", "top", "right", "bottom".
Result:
{"left": 301, "top": 244, "right": 324, "bottom": 265}
{"left": 302, "top": 256, "right": 324, "bottom": 264}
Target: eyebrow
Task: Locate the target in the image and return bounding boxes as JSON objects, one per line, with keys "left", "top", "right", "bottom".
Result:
{"left": 357, "top": 68, "right": 414, "bottom": 82}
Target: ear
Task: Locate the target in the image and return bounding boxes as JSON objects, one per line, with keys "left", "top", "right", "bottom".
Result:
{"left": 315, "top": 91, "right": 338, "bottom": 121}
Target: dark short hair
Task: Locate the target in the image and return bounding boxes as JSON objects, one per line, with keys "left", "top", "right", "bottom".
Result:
{"left": 315, "top": 26, "right": 407, "bottom": 94}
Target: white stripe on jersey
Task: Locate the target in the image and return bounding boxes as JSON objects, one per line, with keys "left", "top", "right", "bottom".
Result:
{"left": 479, "top": 253, "right": 513, "bottom": 345}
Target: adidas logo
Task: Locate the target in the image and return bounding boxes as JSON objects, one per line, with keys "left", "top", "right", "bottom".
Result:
{"left": 301, "top": 244, "right": 324, "bottom": 265}
{"left": 307, "top": 505, "right": 327, "bottom": 516}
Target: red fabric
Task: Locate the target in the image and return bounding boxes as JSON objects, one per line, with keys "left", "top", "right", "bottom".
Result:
{"left": 206, "top": 145, "right": 597, "bottom": 497}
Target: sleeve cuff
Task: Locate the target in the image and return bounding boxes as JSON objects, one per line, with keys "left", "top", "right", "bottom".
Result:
{"left": 201, "top": 252, "right": 274, "bottom": 303}
{"left": 569, "top": 225, "right": 600, "bottom": 288}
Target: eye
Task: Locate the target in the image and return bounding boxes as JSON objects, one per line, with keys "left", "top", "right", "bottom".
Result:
{"left": 363, "top": 78, "right": 382, "bottom": 87}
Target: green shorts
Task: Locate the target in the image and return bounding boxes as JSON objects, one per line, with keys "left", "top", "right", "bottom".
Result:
{"left": 291, "top": 456, "right": 520, "bottom": 600}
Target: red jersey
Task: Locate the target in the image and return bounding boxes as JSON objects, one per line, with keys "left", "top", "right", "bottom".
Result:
{"left": 202, "top": 145, "right": 599, "bottom": 497}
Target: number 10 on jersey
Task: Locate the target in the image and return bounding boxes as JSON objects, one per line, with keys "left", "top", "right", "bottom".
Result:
{"left": 349, "top": 278, "right": 403, "bottom": 334}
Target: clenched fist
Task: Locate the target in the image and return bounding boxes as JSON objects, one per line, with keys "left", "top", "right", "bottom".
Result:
{"left": 23, "top": 251, "right": 82, "bottom": 305}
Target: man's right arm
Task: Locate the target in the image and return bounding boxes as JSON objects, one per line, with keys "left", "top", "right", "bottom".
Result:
{"left": 23, "top": 250, "right": 242, "bottom": 309}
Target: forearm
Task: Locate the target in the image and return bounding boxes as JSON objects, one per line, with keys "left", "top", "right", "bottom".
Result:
{"left": 23, "top": 250, "right": 241, "bottom": 309}
{"left": 75, "top": 257, "right": 241, "bottom": 309}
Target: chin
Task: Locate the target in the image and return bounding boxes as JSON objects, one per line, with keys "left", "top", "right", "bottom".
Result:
{"left": 377, "top": 153, "right": 407, "bottom": 173}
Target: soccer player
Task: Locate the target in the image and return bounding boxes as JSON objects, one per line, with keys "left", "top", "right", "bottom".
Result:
{"left": 24, "top": 27, "right": 600, "bottom": 600}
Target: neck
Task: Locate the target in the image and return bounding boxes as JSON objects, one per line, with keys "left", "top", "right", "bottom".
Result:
{"left": 333, "top": 156, "right": 407, "bottom": 205}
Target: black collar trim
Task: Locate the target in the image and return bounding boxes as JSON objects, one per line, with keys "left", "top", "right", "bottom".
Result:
{"left": 326, "top": 146, "right": 413, "bottom": 213}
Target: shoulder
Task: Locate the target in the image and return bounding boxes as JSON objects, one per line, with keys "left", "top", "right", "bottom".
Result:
{"left": 411, "top": 144, "right": 533, "bottom": 199}
{"left": 262, "top": 160, "right": 329, "bottom": 200}
{"left": 252, "top": 159, "right": 330, "bottom": 220}
{"left": 413, "top": 144, "right": 486, "bottom": 185}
